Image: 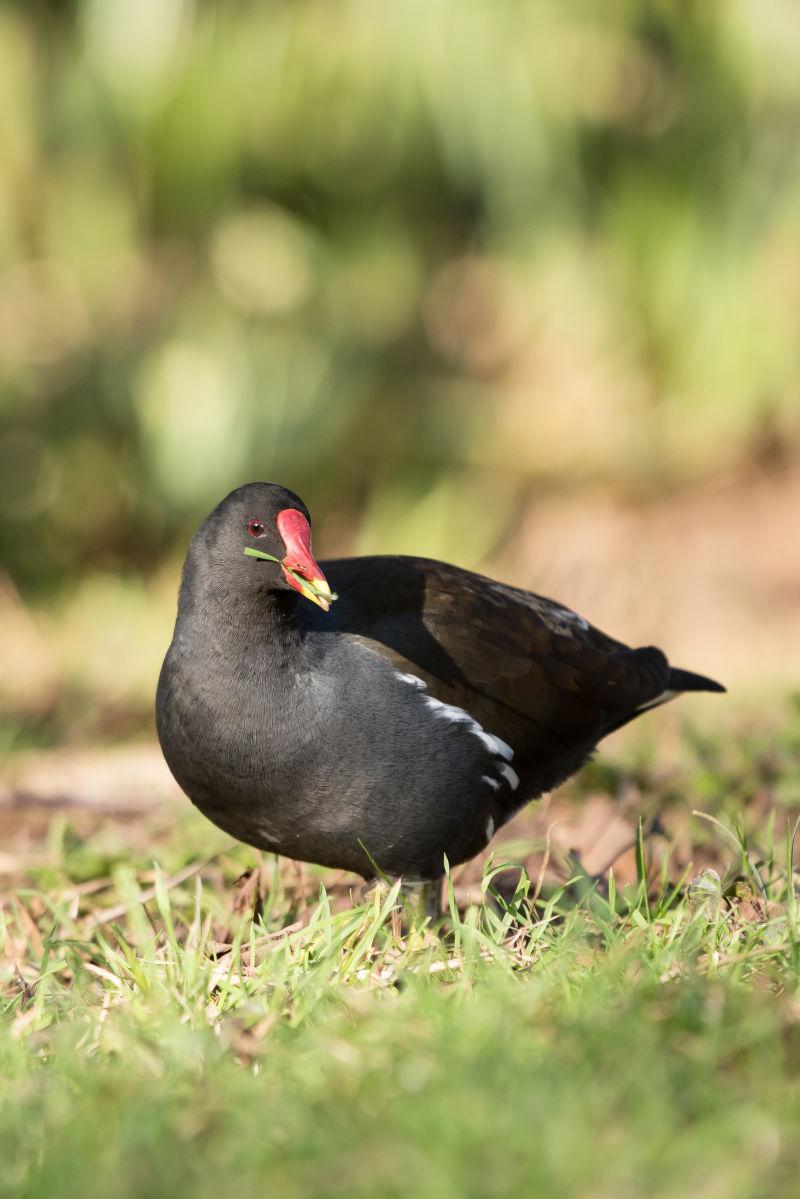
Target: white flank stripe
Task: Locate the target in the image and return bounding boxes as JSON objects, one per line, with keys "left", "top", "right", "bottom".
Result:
{"left": 482, "top": 776, "right": 500, "bottom": 791}
{"left": 485, "top": 817, "right": 495, "bottom": 840}
{"left": 395, "top": 672, "right": 426, "bottom": 688}
{"left": 498, "top": 763, "right": 519, "bottom": 791}
{"left": 396, "top": 669, "right": 518, "bottom": 790}
{"left": 421, "top": 695, "right": 514, "bottom": 761}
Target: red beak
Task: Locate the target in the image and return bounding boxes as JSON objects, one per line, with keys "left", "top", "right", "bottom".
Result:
{"left": 276, "top": 509, "right": 333, "bottom": 611}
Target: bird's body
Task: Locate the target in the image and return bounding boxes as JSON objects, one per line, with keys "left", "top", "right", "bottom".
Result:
{"left": 157, "top": 484, "right": 724, "bottom": 882}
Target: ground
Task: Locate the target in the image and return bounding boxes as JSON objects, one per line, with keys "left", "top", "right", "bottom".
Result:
{"left": 1, "top": 697, "right": 800, "bottom": 1198}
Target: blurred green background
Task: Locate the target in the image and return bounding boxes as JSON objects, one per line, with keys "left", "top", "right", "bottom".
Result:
{"left": 1, "top": 0, "right": 799, "bottom": 750}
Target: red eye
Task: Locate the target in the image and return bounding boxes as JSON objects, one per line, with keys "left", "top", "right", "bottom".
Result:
{"left": 247, "top": 518, "right": 266, "bottom": 538}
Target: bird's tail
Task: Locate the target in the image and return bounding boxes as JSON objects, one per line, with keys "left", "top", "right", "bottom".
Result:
{"left": 600, "top": 659, "right": 725, "bottom": 736}
{"left": 667, "top": 667, "right": 726, "bottom": 694}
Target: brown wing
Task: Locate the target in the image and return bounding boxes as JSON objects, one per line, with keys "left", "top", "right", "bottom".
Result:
{"left": 321, "top": 555, "right": 671, "bottom": 766}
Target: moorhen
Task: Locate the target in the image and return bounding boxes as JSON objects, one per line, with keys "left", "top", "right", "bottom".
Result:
{"left": 157, "top": 482, "right": 724, "bottom": 900}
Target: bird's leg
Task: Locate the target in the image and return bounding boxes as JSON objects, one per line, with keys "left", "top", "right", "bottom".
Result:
{"left": 399, "top": 878, "right": 443, "bottom": 924}
{"left": 363, "top": 877, "right": 442, "bottom": 930}
{"left": 564, "top": 813, "right": 672, "bottom": 903}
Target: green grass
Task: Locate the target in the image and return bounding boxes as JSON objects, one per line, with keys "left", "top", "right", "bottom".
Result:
{"left": 3, "top": 706, "right": 800, "bottom": 1198}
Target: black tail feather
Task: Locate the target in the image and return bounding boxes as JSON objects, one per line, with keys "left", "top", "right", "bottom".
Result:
{"left": 668, "top": 667, "right": 726, "bottom": 694}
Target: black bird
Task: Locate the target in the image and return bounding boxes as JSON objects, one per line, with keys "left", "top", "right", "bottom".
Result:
{"left": 157, "top": 482, "right": 724, "bottom": 900}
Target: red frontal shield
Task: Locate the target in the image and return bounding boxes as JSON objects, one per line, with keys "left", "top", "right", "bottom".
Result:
{"left": 276, "top": 508, "right": 333, "bottom": 610}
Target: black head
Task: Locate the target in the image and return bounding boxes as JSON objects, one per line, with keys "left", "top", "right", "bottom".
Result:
{"left": 184, "top": 482, "right": 333, "bottom": 611}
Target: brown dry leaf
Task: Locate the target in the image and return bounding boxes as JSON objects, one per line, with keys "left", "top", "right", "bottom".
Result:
{"left": 731, "top": 891, "right": 768, "bottom": 924}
